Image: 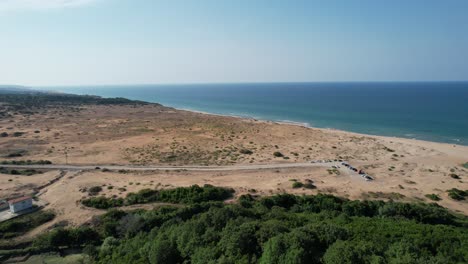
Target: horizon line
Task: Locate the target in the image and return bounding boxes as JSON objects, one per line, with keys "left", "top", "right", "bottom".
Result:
{"left": 20, "top": 80, "right": 468, "bottom": 88}
{"left": 2, "top": 80, "right": 468, "bottom": 89}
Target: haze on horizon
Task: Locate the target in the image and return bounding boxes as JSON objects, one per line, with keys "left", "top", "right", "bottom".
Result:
{"left": 1, "top": 0, "right": 468, "bottom": 86}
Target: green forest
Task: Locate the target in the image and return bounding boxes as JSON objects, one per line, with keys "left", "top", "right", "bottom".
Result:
{"left": 4, "top": 185, "right": 466, "bottom": 264}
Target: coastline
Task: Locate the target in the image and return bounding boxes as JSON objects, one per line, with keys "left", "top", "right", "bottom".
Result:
{"left": 172, "top": 105, "right": 468, "bottom": 152}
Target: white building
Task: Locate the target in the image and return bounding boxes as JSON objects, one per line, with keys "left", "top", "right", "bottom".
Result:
{"left": 8, "top": 196, "right": 33, "bottom": 213}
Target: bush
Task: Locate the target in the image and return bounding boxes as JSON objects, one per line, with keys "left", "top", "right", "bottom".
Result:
{"left": 0, "top": 211, "right": 55, "bottom": 239}
{"left": 0, "top": 160, "right": 52, "bottom": 165}
{"left": 89, "top": 186, "right": 103, "bottom": 195}
{"left": 425, "top": 194, "right": 441, "bottom": 201}
{"left": 82, "top": 197, "right": 124, "bottom": 209}
{"left": 0, "top": 167, "right": 42, "bottom": 176}
{"left": 239, "top": 149, "right": 253, "bottom": 155}
{"left": 273, "top": 152, "right": 284, "bottom": 158}
{"left": 12, "top": 132, "right": 25, "bottom": 137}
{"left": 450, "top": 174, "right": 461, "bottom": 179}
{"left": 82, "top": 185, "right": 235, "bottom": 209}
{"left": 33, "top": 227, "right": 100, "bottom": 249}
{"left": 447, "top": 188, "right": 468, "bottom": 201}
{"left": 292, "top": 182, "right": 304, "bottom": 189}
{"left": 303, "top": 182, "right": 316, "bottom": 189}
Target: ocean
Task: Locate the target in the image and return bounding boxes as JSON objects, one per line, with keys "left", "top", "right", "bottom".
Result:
{"left": 43, "top": 82, "right": 468, "bottom": 146}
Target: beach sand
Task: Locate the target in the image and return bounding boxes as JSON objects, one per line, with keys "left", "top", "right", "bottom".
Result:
{"left": 0, "top": 103, "right": 467, "bottom": 231}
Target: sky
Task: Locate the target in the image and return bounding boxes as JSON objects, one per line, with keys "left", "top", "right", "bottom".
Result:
{"left": 1, "top": 0, "right": 468, "bottom": 86}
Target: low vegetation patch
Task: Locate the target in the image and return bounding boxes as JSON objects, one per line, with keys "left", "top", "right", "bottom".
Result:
{"left": 0, "top": 167, "right": 42, "bottom": 176}
{"left": 327, "top": 168, "right": 340, "bottom": 175}
{"left": 273, "top": 151, "right": 284, "bottom": 158}
{"left": 239, "top": 149, "right": 253, "bottom": 155}
{"left": 292, "top": 180, "right": 316, "bottom": 189}
{"left": 384, "top": 146, "right": 395, "bottom": 152}
{"left": 462, "top": 162, "right": 468, "bottom": 169}
{"left": 88, "top": 186, "right": 103, "bottom": 196}
{"left": 292, "top": 182, "right": 304, "bottom": 188}
{"left": 82, "top": 185, "right": 234, "bottom": 209}
{"left": 0, "top": 211, "right": 55, "bottom": 239}
{"left": 362, "top": 192, "right": 405, "bottom": 200}
{"left": 425, "top": 194, "right": 441, "bottom": 201}
{"left": 447, "top": 188, "right": 468, "bottom": 201}
{"left": 0, "top": 160, "right": 52, "bottom": 165}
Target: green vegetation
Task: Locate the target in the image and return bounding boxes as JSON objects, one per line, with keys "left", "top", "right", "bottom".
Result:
{"left": 32, "top": 227, "right": 100, "bottom": 249}
{"left": 89, "top": 186, "right": 103, "bottom": 195}
{"left": 450, "top": 173, "right": 461, "bottom": 179}
{"left": 292, "top": 182, "right": 303, "bottom": 188}
{"left": 327, "top": 168, "right": 340, "bottom": 175}
{"left": 0, "top": 160, "right": 52, "bottom": 165}
{"left": 3, "top": 192, "right": 468, "bottom": 263}
{"left": 0, "top": 93, "right": 150, "bottom": 110}
{"left": 0, "top": 211, "right": 55, "bottom": 239}
{"left": 462, "top": 162, "right": 468, "bottom": 169}
{"left": 0, "top": 167, "right": 42, "bottom": 176}
{"left": 90, "top": 194, "right": 467, "bottom": 263}
{"left": 273, "top": 152, "right": 284, "bottom": 158}
{"left": 12, "top": 132, "right": 25, "bottom": 137}
{"left": 292, "top": 180, "right": 316, "bottom": 190}
{"left": 303, "top": 181, "right": 317, "bottom": 189}
{"left": 425, "top": 194, "right": 442, "bottom": 201}
{"left": 82, "top": 185, "right": 234, "bottom": 209}
{"left": 18, "top": 253, "right": 88, "bottom": 264}
{"left": 239, "top": 149, "right": 253, "bottom": 155}
{"left": 362, "top": 192, "right": 406, "bottom": 200}
{"left": 447, "top": 188, "right": 468, "bottom": 201}
{"left": 82, "top": 197, "right": 125, "bottom": 209}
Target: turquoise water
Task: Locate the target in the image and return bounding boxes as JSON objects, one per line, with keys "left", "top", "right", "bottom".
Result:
{"left": 43, "top": 82, "right": 468, "bottom": 145}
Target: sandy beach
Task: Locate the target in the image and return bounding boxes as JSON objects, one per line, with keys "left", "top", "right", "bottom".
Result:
{"left": 1, "top": 102, "right": 467, "bottom": 230}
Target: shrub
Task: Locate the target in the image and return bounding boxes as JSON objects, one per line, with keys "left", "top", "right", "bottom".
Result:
{"left": 0, "top": 211, "right": 55, "bottom": 239}
{"left": 425, "top": 194, "right": 441, "bottom": 201}
{"left": 88, "top": 186, "right": 103, "bottom": 195}
{"left": 0, "top": 160, "right": 52, "bottom": 165}
{"left": 273, "top": 152, "right": 284, "bottom": 158}
{"left": 82, "top": 197, "right": 124, "bottom": 209}
{"left": 82, "top": 185, "right": 234, "bottom": 209}
{"left": 12, "top": 132, "right": 25, "bottom": 137}
{"left": 239, "top": 149, "right": 253, "bottom": 155}
{"left": 447, "top": 188, "right": 467, "bottom": 201}
{"left": 292, "top": 182, "right": 304, "bottom": 189}
{"left": 32, "top": 227, "right": 100, "bottom": 249}
{"left": 0, "top": 132, "right": 8, "bottom": 137}
{"left": 450, "top": 174, "right": 461, "bottom": 179}
{"left": 384, "top": 147, "right": 395, "bottom": 152}
{"left": 303, "top": 182, "right": 316, "bottom": 189}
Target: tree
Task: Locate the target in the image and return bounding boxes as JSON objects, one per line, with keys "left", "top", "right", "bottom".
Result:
{"left": 148, "top": 236, "right": 182, "bottom": 264}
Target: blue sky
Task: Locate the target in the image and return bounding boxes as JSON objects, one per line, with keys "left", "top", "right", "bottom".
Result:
{"left": 1, "top": 0, "right": 467, "bottom": 86}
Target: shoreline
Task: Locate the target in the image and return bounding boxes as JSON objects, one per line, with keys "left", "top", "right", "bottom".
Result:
{"left": 169, "top": 105, "right": 468, "bottom": 150}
